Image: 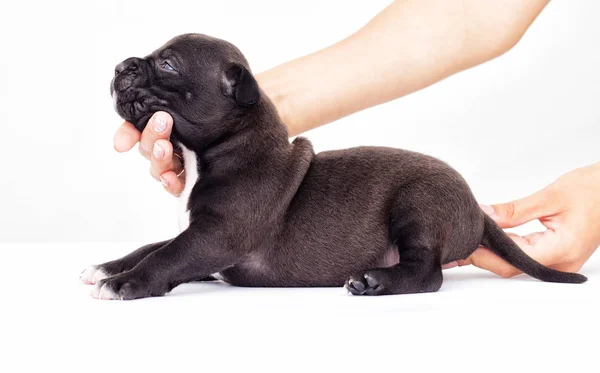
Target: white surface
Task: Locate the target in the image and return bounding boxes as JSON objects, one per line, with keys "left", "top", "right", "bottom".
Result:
{"left": 1, "top": 0, "right": 599, "bottom": 242}
{"left": 1, "top": 242, "right": 598, "bottom": 372}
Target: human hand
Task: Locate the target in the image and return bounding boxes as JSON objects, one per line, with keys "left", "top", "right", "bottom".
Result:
{"left": 113, "top": 112, "right": 184, "bottom": 196}
{"left": 444, "top": 162, "right": 600, "bottom": 277}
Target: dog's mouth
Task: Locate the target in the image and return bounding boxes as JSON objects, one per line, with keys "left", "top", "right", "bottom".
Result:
{"left": 111, "top": 81, "right": 169, "bottom": 132}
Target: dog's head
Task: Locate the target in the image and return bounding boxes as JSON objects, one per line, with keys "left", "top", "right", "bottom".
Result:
{"left": 111, "top": 33, "right": 260, "bottom": 148}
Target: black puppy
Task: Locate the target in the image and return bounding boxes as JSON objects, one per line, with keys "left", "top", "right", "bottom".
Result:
{"left": 81, "top": 33, "right": 586, "bottom": 300}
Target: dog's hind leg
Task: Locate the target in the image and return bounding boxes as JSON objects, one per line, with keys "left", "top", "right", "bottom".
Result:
{"left": 345, "top": 179, "right": 463, "bottom": 296}
{"left": 345, "top": 242, "right": 443, "bottom": 296}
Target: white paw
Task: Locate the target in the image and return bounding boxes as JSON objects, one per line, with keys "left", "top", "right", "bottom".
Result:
{"left": 80, "top": 265, "right": 108, "bottom": 285}
{"left": 90, "top": 282, "right": 119, "bottom": 300}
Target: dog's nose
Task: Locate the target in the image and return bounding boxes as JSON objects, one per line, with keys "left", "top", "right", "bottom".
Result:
{"left": 115, "top": 57, "right": 140, "bottom": 76}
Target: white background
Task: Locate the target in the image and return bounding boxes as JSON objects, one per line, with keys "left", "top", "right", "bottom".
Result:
{"left": 1, "top": 1, "right": 599, "bottom": 372}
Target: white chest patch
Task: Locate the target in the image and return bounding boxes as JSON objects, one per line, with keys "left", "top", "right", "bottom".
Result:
{"left": 177, "top": 144, "right": 200, "bottom": 232}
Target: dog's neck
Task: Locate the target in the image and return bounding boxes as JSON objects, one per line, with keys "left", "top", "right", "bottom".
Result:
{"left": 183, "top": 95, "right": 305, "bottom": 179}
{"left": 176, "top": 94, "right": 314, "bottom": 239}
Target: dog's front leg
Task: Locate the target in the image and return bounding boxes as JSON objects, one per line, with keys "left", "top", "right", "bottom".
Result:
{"left": 80, "top": 240, "right": 172, "bottom": 284}
{"left": 91, "top": 225, "right": 237, "bottom": 300}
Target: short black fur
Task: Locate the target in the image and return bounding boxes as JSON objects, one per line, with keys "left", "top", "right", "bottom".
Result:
{"left": 86, "top": 33, "right": 586, "bottom": 300}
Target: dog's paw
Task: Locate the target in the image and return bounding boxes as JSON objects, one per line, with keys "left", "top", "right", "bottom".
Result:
{"left": 345, "top": 270, "right": 389, "bottom": 296}
{"left": 80, "top": 265, "right": 109, "bottom": 285}
{"left": 90, "top": 273, "right": 164, "bottom": 301}
{"left": 90, "top": 279, "right": 119, "bottom": 300}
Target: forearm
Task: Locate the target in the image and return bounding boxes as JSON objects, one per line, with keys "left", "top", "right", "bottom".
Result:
{"left": 256, "top": 0, "right": 550, "bottom": 136}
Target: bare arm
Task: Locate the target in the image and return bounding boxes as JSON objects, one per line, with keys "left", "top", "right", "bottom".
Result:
{"left": 256, "top": 0, "right": 550, "bottom": 136}
{"left": 114, "top": 0, "right": 550, "bottom": 192}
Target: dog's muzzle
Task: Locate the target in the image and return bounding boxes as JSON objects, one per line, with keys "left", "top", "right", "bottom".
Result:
{"left": 110, "top": 56, "right": 169, "bottom": 130}
{"left": 112, "top": 57, "right": 148, "bottom": 94}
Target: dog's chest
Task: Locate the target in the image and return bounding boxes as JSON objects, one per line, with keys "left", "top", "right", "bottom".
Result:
{"left": 177, "top": 144, "right": 199, "bottom": 232}
{"left": 174, "top": 148, "right": 269, "bottom": 282}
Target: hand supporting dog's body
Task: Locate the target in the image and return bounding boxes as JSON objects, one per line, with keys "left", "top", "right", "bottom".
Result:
{"left": 81, "top": 34, "right": 585, "bottom": 300}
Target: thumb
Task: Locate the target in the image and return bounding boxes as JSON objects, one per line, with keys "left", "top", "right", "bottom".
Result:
{"left": 483, "top": 187, "right": 556, "bottom": 229}
{"left": 114, "top": 121, "right": 141, "bottom": 152}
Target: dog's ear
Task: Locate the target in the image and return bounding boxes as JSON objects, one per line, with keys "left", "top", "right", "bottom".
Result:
{"left": 222, "top": 63, "right": 259, "bottom": 106}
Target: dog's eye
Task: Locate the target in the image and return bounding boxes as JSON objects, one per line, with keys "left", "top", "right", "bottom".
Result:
{"left": 161, "top": 61, "right": 176, "bottom": 72}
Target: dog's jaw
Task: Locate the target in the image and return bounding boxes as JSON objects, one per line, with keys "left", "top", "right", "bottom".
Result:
{"left": 111, "top": 85, "right": 169, "bottom": 132}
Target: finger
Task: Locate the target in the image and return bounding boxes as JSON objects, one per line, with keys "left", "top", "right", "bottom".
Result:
{"left": 470, "top": 231, "right": 557, "bottom": 278}
{"left": 552, "top": 261, "right": 584, "bottom": 273}
{"left": 442, "top": 261, "right": 459, "bottom": 269}
{"left": 159, "top": 170, "right": 185, "bottom": 197}
{"left": 457, "top": 259, "right": 471, "bottom": 267}
{"left": 443, "top": 245, "right": 488, "bottom": 268}
{"left": 483, "top": 187, "right": 558, "bottom": 229}
{"left": 139, "top": 112, "right": 173, "bottom": 159}
{"left": 114, "top": 122, "right": 141, "bottom": 152}
{"left": 453, "top": 245, "right": 501, "bottom": 268}
{"left": 467, "top": 247, "right": 522, "bottom": 278}
{"left": 150, "top": 139, "right": 176, "bottom": 181}
{"left": 509, "top": 230, "right": 558, "bottom": 266}
{"left": 523, "top": 231, "right": 545, "bottom": 246}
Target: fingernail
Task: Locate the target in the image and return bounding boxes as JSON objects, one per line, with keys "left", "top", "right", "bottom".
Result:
{"left": 160, "top": 177, "right": 169, "bottom": 187}
{"left": 480, "top": 204, "right": 495, "bottom": 216}
{"left": 153, "top": 114, "right": 167, "bottom": 133}
{"left": 153, "top": 143, "right": 164, "bottom": 159}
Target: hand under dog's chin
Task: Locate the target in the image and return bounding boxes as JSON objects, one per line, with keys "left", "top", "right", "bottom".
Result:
{"left": 113, "top": 88, "right": 168, "bottom": 131}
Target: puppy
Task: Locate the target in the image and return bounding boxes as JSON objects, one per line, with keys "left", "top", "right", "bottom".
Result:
{"left": 81, "top": 33, "right": 586, "bottom": 300}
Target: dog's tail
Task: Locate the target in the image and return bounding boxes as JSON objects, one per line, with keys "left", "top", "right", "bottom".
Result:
{"left": 481, "top": 215, "right": 587, "bottom": 283}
